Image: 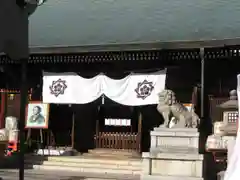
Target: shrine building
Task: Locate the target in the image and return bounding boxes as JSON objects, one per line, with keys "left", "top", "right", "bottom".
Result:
{"left": 0, "top": 0, "right": 240, "bottom": 153}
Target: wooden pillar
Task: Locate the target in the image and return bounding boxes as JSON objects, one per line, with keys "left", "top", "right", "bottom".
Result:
{"left": 199, "top": 48, "right": 212, "bottom": 155}
{"left": 0, "top": 92, "right": 6, "bottom": 128}
{"left": 200, "top": 48, "right": 205, "bottom": 120}
{"left": 200, "top": 47, "right": 211, "bottom": 124}
{"left": 199, "top": 48, "right": 206, "bottom": 154}
{"left": 19, "top": 59, "right": 28, "bottom": 180}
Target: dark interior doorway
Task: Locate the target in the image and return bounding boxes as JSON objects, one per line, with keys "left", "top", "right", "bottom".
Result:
{"left": 49, "top": 104, "right": 73, "bottom": 147}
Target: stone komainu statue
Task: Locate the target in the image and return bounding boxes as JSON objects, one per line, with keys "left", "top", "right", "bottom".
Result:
{"left": 157, "top": 89, "right": 200, "bottom": 128}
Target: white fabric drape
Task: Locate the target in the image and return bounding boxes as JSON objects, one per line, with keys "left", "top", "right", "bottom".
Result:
{"left": 43, "top": 72, "right": 76, "bottom": 104}
{"left": 42, "top": 70, "right": 166, "bottom": 106}
{"left": 224, "top": 74, "right": 240, "bottom": 180}
{"left": 73, "top": 74, "right": 103, "bottom": 104}
{"left": 42, "top": 72, "right": 102, "bottom": 104}
{"left": 102, "top": 71, "right": 166, "bottom": 106}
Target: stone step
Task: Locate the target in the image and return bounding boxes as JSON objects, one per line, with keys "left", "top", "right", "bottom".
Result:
{"left": 88, "top": 149, "right": 140, "bottom": 157}
{"left": 25, "top": 159, "right": 141, "bottom": 171}
{"left": 25, "top": 155, "right": 142, "bottom": 166}
{"left": 82, "top": 153, "right": 141, "bottom": 160}
{"left": 25, "top": 163, "right": 141, "bottom": 175}
{"left": 25, "top": 155, "right": 142, "bottom": 175}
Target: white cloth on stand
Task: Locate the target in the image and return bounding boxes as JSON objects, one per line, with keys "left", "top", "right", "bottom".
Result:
{"left": 5, "top": 116, "right": 18, "bottom": 130}
{"left": 224, "top": 74, "right": 240, "bottom": 180}
{"left": 42, "top": 70, "right": 166, "bottom": 106}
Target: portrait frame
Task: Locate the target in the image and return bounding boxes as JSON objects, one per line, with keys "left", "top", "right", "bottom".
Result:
{"left": 25, "top": 101, "right": 50, "bottom": 129}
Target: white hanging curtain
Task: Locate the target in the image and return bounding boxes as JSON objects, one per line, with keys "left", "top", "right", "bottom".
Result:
{"left": 102, "top": 70, "right": 166, "bottom": 106}
{"left": 224, "top": 75, "right": 240, "bottom": 180}
{"left": 42, "top": 72, "right": 102, "bottom": 104}
{"left": 73, "top": 74, "right": 103, "bottom": 104}
{"left": 42, "top": 69, "right": 166, "bottom": 106}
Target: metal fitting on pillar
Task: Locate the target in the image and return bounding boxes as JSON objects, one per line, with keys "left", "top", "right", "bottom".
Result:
{"left": 200, "top": 48, "right": 204, "bottom": 60}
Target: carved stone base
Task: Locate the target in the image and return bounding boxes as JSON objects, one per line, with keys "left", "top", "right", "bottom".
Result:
{"left": 150, "top": 127, "right": 199, "bottom": 150}
{"left": 142, "top": 128, "right": 203, "bottom": 180}
{"left": 142, "top": 152, "right": 203, "bottom": 180}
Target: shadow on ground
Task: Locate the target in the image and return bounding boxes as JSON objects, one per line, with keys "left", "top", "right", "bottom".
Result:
{"left": 60, "top": 177, "right": 85, "bottom": 180}
{"left": 0, "top": 153, "right": 48, "bottom": 169}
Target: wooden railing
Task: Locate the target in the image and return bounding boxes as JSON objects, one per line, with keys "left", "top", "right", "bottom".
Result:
{"left": 25, "top": 130, "right": 141, "bottom": 152}
{"left": 94, "top": 132, "right": 140, "bottom": 152}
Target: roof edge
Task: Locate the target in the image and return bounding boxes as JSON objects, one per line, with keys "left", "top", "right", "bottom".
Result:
{"left": 29, "top": 38, "right": 240, "bottom": 54}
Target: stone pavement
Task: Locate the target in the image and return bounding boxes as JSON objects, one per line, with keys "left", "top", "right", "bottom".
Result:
{"left": 0, "top": 169, "right": 140, "bottom": 180}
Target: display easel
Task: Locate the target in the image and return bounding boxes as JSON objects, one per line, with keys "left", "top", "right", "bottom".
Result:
{"left": 25, "top": 101, "right": 50, "bottom": 150}
{"left": 26, "top": 128, "right": 44, "bottom": 149}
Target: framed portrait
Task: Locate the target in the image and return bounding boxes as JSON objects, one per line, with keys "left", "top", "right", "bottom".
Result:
{"left": 25, "top": 101, "right": 50, "bottom": 129}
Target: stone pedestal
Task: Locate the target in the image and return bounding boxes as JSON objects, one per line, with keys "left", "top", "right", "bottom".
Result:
{"left": 150, "top": 127, "right": 199, "bottom": 150}
{"left": 141, "top": 128, "right": 203, "bottom": 180}
{"left": 217, "top": 171, "right": 225, "bottom": 180}
{"left": 227, "top": 138, "right": 236, "bottom": 164}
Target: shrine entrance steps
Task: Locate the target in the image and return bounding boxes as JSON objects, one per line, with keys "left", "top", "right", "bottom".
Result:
{"left": 24, "top": 149, "right": 142, "bottom": 176}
